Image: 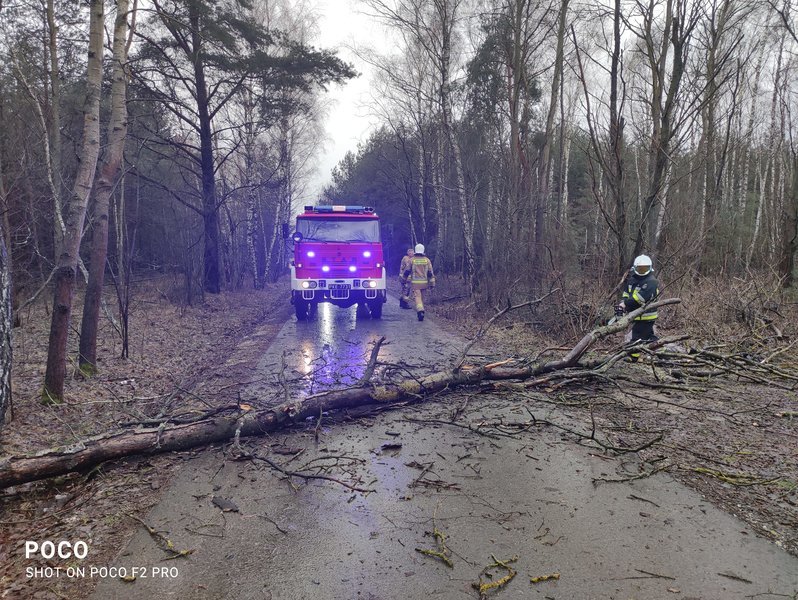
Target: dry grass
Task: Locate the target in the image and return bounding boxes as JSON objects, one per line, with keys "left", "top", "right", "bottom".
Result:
{"left": 426, "top": 271, "right": 797, "bottom": 361}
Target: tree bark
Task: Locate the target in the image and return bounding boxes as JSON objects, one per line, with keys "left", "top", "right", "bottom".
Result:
{"left": 42, "top": 0, "right": 104, "bottom": 402}
{"left": 79, "top": 0, "right": 131, "bottom": 373}
{"left": 0, "top": 211, "right": 11, "bottom": 426}
{"left": 537, "top": 0, "right": 570, "bottom": 280}
{"left": 46, "top": 0, "right": 65, "bottom": 258}
{"left": 188, "top": 3, "right": 222, "bottom": 294}
{"left": 609, "top": 0, "right": 627, "bottom": 274}
{"left": 780, "top": 155, "right": 798, "bottom": 287}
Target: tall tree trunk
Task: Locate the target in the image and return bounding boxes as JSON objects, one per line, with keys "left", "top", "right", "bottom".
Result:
{"left": 609, "top": 0, "right": 627, "bottom": 273}
{"left": 113, "top": 170, "right": 131, "bottom": 359}
{"left": 43, "top": 0, "right": 104, "bottom": 402}
{"left": 189, "top": 5, "right": 221, "bottom": 294}
{"left": 248, "top": 189, "right": 262, "bottom": 289}
{"left": 79, "top": 0, "right": 131, "bottom": 374}
{"left": 0, "top": 141, "right": 11, "bottom": 426}
{"left": 696, "top": 0, "right": 741, "bottom": 273}
{"left": 748, "top": 160, "right": 766, "bottom": 267}
{"left": 46, "top": 0, "right": 65, "bottom": 258}
{"left": 636, "top": 0, "right": 686, "bottom": 257}
{"left": 416, "top": 139, "right": 425, "bottom": 242}
{"left": 537, "top": 0, "right": 569, "bottom": 280}
{"left": 0, "top": 220, "right": 11, "bottom": 427}
{"left": 734, "top": 46, "right": 765, "bottom": 264}
{"left": 433, "top": 127, "right": 447, "bottom": 269}
{"left": 781, "top": 155, "right": 798, "bottom": 287}
{"left": 508, "top": 0, "right": 524, "bottom": 248}
{"left": 437, "top": 0, "right": 472, "bottom": 282}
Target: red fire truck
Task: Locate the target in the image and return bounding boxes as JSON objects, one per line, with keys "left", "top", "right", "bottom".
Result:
{"left": 289, "top": 205, "right": 387, "bottom": 320}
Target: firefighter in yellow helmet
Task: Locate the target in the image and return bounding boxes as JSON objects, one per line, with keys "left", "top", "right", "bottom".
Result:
{"left": 398, "top": 247, "right": 414, "bottom": 309}
{"left": 616, "top": 254, "right": 659, "bottom": 360}
{"left": 400, "top": 243, "right": 435, "bottom": 321}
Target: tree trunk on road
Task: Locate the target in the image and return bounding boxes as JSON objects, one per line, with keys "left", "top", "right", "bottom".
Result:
{"left": 0, "top": 299, "right": 679, "bottom": 488}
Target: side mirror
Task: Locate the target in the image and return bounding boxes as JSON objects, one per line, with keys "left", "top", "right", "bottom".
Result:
{"left": 281, "top": 223, "right": 289, "bottom": 240}
{"left": 291, "top": 231, "right": 303, "bottom": 243}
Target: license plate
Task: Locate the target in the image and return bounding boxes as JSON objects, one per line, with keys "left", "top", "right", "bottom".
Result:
{"left": 329, "top": 283, "right": 350, "bottom": 290}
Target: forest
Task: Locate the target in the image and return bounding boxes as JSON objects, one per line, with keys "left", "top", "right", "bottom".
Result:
{"left": 0, "top": 0, "right": 796, "bottom": 414}
{"left": 1, "top": 1, "right": 798, "bottom": 597}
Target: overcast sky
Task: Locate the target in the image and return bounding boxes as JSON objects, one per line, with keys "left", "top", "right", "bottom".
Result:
{"left": 303, "top": 0, "right": 384, "bottom": 203}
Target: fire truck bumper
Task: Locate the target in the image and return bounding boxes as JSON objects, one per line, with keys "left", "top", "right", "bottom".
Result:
{"left": 290, "top": 268, "right": 387, "bottom": 307}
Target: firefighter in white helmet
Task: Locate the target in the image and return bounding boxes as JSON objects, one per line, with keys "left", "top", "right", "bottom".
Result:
{"left": 400, "top": 243, "right": 435, "bottom": 321}
{"left": 616, "top": 254, "right": 659, "bottom": 360}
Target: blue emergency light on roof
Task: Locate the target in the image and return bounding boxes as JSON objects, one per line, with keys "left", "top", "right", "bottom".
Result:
{"left": 306, "top": 205, "right": 374, "bottom": 214}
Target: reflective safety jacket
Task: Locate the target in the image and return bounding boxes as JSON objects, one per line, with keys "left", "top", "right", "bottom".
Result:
{"left": 409, "top": 254, "right": 435, "bottom": 288}
{"left": 400, "top": 254, "right": 413, "bottom": 278}
{"left": 622, "top": 271, "right": 659, "bottom": 321}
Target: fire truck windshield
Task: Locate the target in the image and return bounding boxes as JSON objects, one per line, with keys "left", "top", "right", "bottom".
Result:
{"left": 296, "top": 218, "right": 380, "bottom": 243}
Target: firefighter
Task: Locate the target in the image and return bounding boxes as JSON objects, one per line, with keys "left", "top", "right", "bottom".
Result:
{"left": 617, "top": 254, "right": 659, "bottom": 360}
{"left": 398, "top": 247, "right": 414, "bottom": 309}
{"left": 400, "top": 243, "right": 435, "bottom": 321}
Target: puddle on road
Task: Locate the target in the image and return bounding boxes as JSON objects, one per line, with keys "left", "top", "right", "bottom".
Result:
{"left": 253, "top": 298, "right": 465, "bottom": 404}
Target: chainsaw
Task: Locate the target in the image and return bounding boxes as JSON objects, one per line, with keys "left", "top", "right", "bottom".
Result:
{"left": 607, "top": 303, "right": 625, "bottom": 325}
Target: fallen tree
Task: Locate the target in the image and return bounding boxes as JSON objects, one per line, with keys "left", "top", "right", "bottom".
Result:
{"left": 0, "top": 298, "right": 682, "bottom": 488}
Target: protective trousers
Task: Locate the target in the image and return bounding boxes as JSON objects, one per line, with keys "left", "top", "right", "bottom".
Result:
{"left": 630, "top": 321, "right": 657, "bottom": 360}
{"left": 401, "top": 278, "right": 412, "bottom": 300}
{"left": 410, "top": 283, "right": 428, "bottom": 311}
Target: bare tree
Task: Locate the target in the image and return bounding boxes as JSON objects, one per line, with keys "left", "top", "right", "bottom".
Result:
{"left": 78, "top": 0, "right": 134, "bottom": 374}
{"left": 0, "top": 132, "right": 12, "bottom": 426}
{"left": 537, "top": 0, "right": 570, "bottom": 278}
{"left": 571, "top": 0, "right": 629, "bottom": 275}
{"left": 43, "top": 0, "right": 105, "bottom": 401}
{"left": 770, "top": 0, "right": 798, "bottom": 285}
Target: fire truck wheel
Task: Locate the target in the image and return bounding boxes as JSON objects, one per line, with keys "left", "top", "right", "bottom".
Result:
{"left": 295, "top": 300, "right": 309, "bottom": 320}
{"left": 369, "top": 301, "right": 383, "bottom": 319}
{"left": 308, "top": 302, "right": 318, "bottom": 318}
{"left": 356, "top": 303, "right": 370, "bottom": 319}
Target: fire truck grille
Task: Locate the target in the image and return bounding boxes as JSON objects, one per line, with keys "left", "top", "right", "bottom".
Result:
{"left": 330, "top": 288, "right": 349, "bottom": 300}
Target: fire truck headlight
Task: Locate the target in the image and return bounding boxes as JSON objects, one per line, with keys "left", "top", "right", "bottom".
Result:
{"left": 301, "top": 281, "right": 310, "bottom": 289}
{"left": 368, "top": 280, "right": 377, "bottom": 288}
{"left": 349, "top": 265, "right": 357, "bottom": 272}
{"left": 307, "top": 251, "right": 315, "bottom": 258}
{"left": 363, "top": 251, "right": 371, "bottom": 258}
{"left": 322, "top": 265, "right": 330, "bottom": 273}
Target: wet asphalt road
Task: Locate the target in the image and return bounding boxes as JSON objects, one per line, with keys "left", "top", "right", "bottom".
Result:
{"left": 91, "top": 296, "right": 798, "bottom": 600}
{"left": 241, "top": 297, "right": 471, "bottom": 403}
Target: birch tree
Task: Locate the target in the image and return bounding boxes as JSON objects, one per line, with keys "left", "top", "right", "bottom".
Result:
{"left": 0, "top": 133, "right": 11, "bottom": 426}
{"left": 78, "top": 0, "right": 134, "bottom": 375}
{"left": 43, "top": 0, "right": 104, "bottom": 402}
